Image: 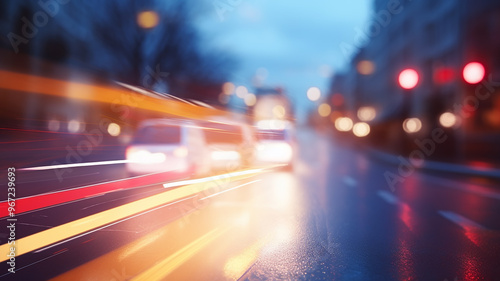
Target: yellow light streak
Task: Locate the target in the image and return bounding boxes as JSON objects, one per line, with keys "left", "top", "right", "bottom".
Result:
{"left": 132, "top": 227, "right": 228, "bottom": 281}
{"left": 223, "top": 238, "right": 267, "bottom": 280}
{"left": 0, "top": 169, "right": 263, "bottom": 262}
{"left": 0, "top": 70, "right": 226, "bottom": 121}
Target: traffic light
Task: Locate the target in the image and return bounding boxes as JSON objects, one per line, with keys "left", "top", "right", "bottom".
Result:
{"left": 434, "top": 67, "right": 454, "bottom": 85}
{"left": 398, "top": 69, "right": 419, "bottom": 90}
{"left": 463, "top": 62, "right": 485, "bottom": 84}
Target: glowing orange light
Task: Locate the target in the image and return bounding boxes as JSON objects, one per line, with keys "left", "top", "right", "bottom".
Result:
{"left": 357, "top": 60, "right": 375, "bottom": 75}
{"left": 463, "top": 62, "right": 485, "bottom": 84}
{"left": 398, "top": 69, "right": 419, "bottom": 90}
{"left": 318, "top": 103, "right": 331, "bottom": 117}
{"left": 137, "top": 11, "right": 159, "bottom": 29}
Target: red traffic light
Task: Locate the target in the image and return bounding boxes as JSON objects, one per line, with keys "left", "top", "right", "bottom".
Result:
{"left": 398, "top": 69, "right": 419, "bottom": 90}
{"left": 463, "top": 62, "right": 485, "bottom": 84}
{"left": 434, "top": 67, "right": 454, "bottom": 84}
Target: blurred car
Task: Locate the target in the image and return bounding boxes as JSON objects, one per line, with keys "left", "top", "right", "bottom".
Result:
{"left": 254, "top": 120, "right": 296, "bottom": 168}
{"left": 202, "top": 120, "right": 256, "bottom": 171}
{"left": 125, "top": 119, "right": 210, "bottom": 176}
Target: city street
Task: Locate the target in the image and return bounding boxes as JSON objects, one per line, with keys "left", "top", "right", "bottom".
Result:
{"left": 2, "top": 1, "right": 500, "bottom": 280}
{"left": 1, "top": 129, "right": 499, "bottom": 280}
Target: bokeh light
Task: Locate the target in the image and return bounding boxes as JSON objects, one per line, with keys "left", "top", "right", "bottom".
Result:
{"left": 353, "top": 122, "right": 370, "bottom": 137}
{"left": 107, "top": 123, "right": 121, "bottom": 137}
{"left": 236, "top": 86, "right": 248, "bottom": 98}
{"left": 357, "top": 60, "right": 375, "bottom": 75}
{"left": 137, "top": 11, "right": 159, "bottom": 29}
{"left": 398, "top": 69, "right": 419, "bottom": 89}
{"left": 403, "top": 118, "right": 422, "bottom": 133}
{"left": 244, "top": 93, "right": 257, "bottom": 106}
{"left": 439, "top": 112, "right": 457, "bottom": 128}
{"left": 463, "top": 62, "right": 485, "bottom": 84}
{"left": 357, "top": 106, "right": 376, "bottom": 121}
{"left": 68, "top": 119, "right": 82, "bottom": 133}
{"left": 222, "top": 82, "right": 235, "bottom": 95}
{"left": 48, "top": 119, "right": 60, "bottom": 132}
{"left": 335, "top": 117, "right": 353, "bottom": 132}
{"left": 318, "top": 103, "right": 331, "bottom": 117}
{"left": 307, "top": 87, "right": 321, "bottom": 101}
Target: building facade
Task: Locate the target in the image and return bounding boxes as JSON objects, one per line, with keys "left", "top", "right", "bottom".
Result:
{"left": 329, "top": 0, "right": 500, "bottom": 162}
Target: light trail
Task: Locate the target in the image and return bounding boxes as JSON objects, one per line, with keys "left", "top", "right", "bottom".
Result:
{"left": 0, "top": 168, "right": 262, "bottom": 262}
{"left": 131, "top": 227, "right": 229, "bottom": 281}
{"left": 163, "top": 168, "right": 266, "bottom": 189}
{"left": 33, "top": 196, "right": 195, "bottom": 254}
{"left": 0, "top": 170, "right": 179, "bottom": 218}
{"left": 0, "top": 70, "right": 227, "bottom": 121}
{"left": 199, "top": 179, "right": 261, "bottom": 200}
{"left": 21, "top": 159, "right": 131, "bottom": 171}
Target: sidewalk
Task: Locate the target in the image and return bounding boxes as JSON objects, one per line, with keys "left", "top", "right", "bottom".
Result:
{"left": 367, "top": 148, "right": 500, "bottom": 180}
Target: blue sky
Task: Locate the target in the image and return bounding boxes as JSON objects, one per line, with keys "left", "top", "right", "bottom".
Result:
{"left": 198, "top": 0, "right": 371, "bottom": 119}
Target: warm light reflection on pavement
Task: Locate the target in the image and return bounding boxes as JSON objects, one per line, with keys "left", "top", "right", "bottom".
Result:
{"left": 51, "top": 171, "right": 304, "bottom": 280}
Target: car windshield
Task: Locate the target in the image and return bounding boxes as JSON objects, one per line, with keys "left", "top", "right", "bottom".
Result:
{"left": 204, "top": 123, "right": 243, "bottom": 144}
{"left": 133, "top": 125, "right": 181, "bottom": 144}
{"left": 257, "top": 130, "right": 286, "bottom": 141}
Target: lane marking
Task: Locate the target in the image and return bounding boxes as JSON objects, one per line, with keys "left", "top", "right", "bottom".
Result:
{"left": 438, "top": 210, "right": 487, "bottom": 231}
{"left": 377, "top": 190, "right": 414, "bottom": 230}
{"left": 200, "top": 180, "right": 261, "bottom": 200}
{"left": 422, "top": 174, "right": 500, "bottom": 201}
{"left": 376, "top": 190, "right": 403, "bottom": 206}
{"left": 0, "top": 170, "right": 261, "bottom": 262}
{"left": 33, "top": 196, "right": 195, "bottom": 254}
{"left": 131, "top": 227, "right": 229, "bottom": 281}
{"left": 224, "top": 237, "right": 267, "bottom": 280}
{"left": 342, "top": 176, "right": 357, "bottom": 187}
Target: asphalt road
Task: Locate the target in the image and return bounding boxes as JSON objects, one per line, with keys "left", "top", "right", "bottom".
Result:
{"left": 1, "top": 129, "right": 499, "bottom": 280}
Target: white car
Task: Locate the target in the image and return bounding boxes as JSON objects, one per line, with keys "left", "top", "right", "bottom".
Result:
{"left": 254, "top": 126, "right": 296, "bottom": 168}
{"left": 202, "top": 121, "right": 255, "bottom": 172}
{"left": 125, "top": 119, "right": 210, "bottom": 176}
